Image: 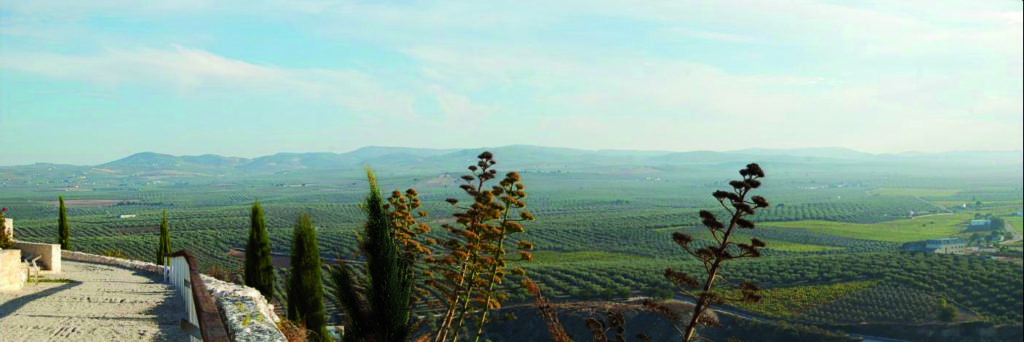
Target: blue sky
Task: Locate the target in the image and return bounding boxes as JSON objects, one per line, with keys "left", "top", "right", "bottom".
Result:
{"left": 1, "top": 0, "right": 1021, "bottom": 165}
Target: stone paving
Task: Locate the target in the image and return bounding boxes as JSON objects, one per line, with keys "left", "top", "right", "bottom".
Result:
{"left": 0, "top": 260, "right": 189, "bottom": 341}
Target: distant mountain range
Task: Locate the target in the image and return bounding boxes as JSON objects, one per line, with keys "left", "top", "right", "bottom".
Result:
{"left": 2, "top": 145, "right": 1022, "bottom": 178}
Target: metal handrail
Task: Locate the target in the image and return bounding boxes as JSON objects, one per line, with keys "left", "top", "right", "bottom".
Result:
{"left": 165, "top": 250, "right": 229, "bottom": 342}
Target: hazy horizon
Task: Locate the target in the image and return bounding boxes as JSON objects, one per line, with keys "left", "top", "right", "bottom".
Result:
{"left": 2, "top": 0, "right": 1022, "bottom": 165}
{"left": 1, "top": 144, "right": 1022, "bottom": 167}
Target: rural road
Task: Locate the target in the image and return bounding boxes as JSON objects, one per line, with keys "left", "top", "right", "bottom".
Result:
{"left": 1000, "top": 220, "right": 1023, "bottom": 245}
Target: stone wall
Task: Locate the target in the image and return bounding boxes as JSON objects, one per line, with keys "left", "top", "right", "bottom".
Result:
{"left": 62, "top": 250, "right": 164, "bottom": 273}
{"left": 202, "top": 275, "right": 287, "bottom": 342}
{"left": 13, "top": 241, "right": 61, "bottom": 273}
{"left": 0, "top": 249, "right": 26, "bottom": 292}
{"left": 61, "top": 250, "right": 286, "bottom": 342}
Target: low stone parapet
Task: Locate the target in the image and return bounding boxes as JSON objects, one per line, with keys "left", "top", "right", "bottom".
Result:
{"left": 0, "top": 249, "right": 26, "bottom": 291}
{"left": 202, "top": 275, "right": 287, "bottom": 342}
{"left": 13, "top": 241, "right": 61, "bottom": 273}
{"left": 62, "top": 250, "right": 164, "bottom": 273}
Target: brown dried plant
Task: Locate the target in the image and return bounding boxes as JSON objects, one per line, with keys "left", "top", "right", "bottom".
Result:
{"left": 385, "top": 187, "right": 434, "bottom": 297}
{"left": 524, "top": 277, "right": 572, "bottom": 342}
{"left": 277, "top": 318, "right": 309, "bottom": 342}
{"left": 428, "top": 151, "right": 535, "bottom": 342}
{"left": 586, "top": 310, "right": 628, "bottom": 342}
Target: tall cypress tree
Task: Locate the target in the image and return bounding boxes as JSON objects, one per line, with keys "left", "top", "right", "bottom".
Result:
{"left": 245, "top": 200, "right": 275, "bottom": 298}
{"left": 331, "top": 167, "right": 415, "bottom": 342}
{"left": 58, "top": 195, "right": 71, "bottom": 250}
{"left": 287, "top": 213, "right": 328, "bottom": 342}
{"left": 156, "top": 211, "right": 171, "bottom": 265}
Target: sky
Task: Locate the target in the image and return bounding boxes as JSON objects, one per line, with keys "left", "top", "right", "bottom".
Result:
{"left": 0, "top": 0, "right": 1021, "bottom": 166}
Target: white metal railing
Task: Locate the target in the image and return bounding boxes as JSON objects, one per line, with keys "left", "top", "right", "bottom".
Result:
{"left": 162, "top": 251, "right": 228, "bottom": 342}
{"left": 166, "top": 255, "right": 201, "bottom": 342}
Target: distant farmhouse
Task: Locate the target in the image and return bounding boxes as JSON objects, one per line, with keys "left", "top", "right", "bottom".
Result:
{"left": 966, "top": 217, "right": 1005, "bottom": 232}
{"left": 908, "top": 210, "right": 932, "bottom": 218}
{"left": 969, "top": 219, "right": 991, "bottom": 229}
{"left": 901, "top": 237, "right": 967, "bottom": 254}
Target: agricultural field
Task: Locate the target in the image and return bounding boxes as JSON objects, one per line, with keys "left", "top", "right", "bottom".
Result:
{"left": 762, "top": 214, "right": 971, "bottom": 242}
{"left": 803, "top": 283, "right": 970, "bottom": 324}
{"left": 2, "top": 149, "right": 1022, "bottom": 341}
{"left": 1006, "top": 216, "right": 1023, "bottom": 233}
{"left": 869, "top": 188, "right": 961, "bottom": 197}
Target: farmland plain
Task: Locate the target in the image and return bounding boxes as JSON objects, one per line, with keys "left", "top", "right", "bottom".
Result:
{"left": 2, "top": 146, "right": 1021, "bottom": 341}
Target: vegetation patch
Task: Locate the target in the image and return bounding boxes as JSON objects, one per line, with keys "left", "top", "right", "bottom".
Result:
{"left": 870, "top": 188, "right": 960, "bottom": 198}
{"left": 43, "top": 199, "right": 135, "bottom": 207}
{"left": 1005, "top": 216, "right": 1023, "bottom": 233}
{"left": 36, "top": 277, "right": 79, "bottom": 283}
{"left": 684, "top": 229, "right": 845, "bottom": 253}
{"left": 731, "top": 233, "right": 844, "bottom": 252}
{"left": 764, "top": 214, "right": 972, "bottom": 242}
{"left": 525, "top": 251, "right": 644, "bottom": 264}
{"left": 801, "top": 283, "right": 971, "bottom": 324}
{"left": 723, "top": 280, "right": 876, "bottom": 319}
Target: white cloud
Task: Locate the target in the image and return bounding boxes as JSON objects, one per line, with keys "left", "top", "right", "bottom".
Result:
{"left": 1, "top": 0, "right": 1020, "bottom": 154}
{"left": 662, "top": 28, "right": 767, "bottom": 44}
{"left": 397, "top": 40, "right": 1022, "bottom": 152}
{"left": 0, "top": 0, "right": 212, "bottom": 20}
{"left": 0, "top": 46, "right": 277, "bottom": 87}
{"left": 0, "top": 46, "right": 417, "bottom": 119}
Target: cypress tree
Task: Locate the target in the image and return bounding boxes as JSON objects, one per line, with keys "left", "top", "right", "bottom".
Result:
{"left": 362, "top": 168, "right": 411, "bottom": 342}
{"left": 245, "top": 200, "right": 275, "bottom": 299}
{"left": 287, "top": 213, "right": 328, "bottom": 342}
{"left": 58, "top": 195, "right": 71, "bottom": 250}
{"left": 156, "top": 211, "right": 171, "bottom": 265}
{"left": 331, "top": 167, "right": 415, "bottom": 342}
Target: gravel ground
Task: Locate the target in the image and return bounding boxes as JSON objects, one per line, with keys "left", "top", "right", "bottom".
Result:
{"left": 0, "top": 260, "right": 190, "bottom": 341}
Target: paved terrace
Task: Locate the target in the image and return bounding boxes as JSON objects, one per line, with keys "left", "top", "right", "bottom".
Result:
{"left": 0, "top": 260, "right": 189, "bottom": 341}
